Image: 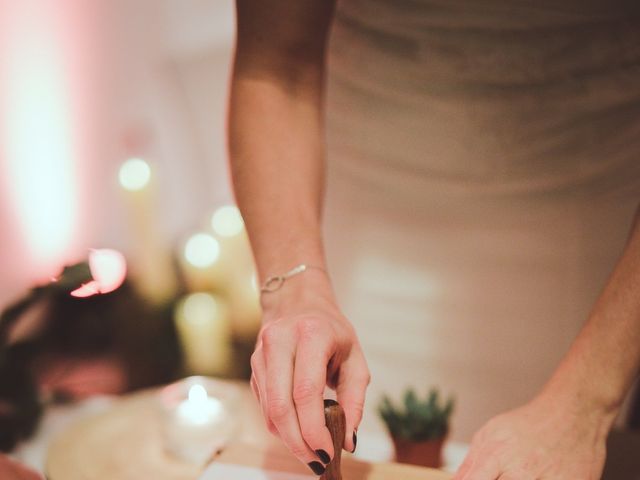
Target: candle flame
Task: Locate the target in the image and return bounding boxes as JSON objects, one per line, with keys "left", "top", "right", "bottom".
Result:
{"left": 177, "top": 383, "right": 223, "bottom": 425}
{"left": 188, "top": 384, "right": 208, "bottom": 404}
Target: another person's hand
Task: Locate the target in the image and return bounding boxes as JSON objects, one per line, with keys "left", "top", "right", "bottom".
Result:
{"left": 0, "top": 455, "right": 42, "bottom": 480}
{"left": 453, "top": 391, "right": 612, "bottom": 480}
{"left": 251, "top": 276, "right": 370, "bottom": 474}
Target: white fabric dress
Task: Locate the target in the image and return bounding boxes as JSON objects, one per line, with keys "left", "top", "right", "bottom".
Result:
{"left": 323, "top": 0, "right": 640, "bottom": 440}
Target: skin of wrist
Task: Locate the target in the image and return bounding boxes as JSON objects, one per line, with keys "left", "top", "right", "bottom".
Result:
{"left": 259, "top": 269, "right": 339, "bottom": 321}
{"left": 534, "top": 368, "right": 620, "bottom": 439}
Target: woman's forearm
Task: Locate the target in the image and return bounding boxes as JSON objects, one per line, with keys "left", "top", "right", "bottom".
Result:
{"left": 454, "top": 207, "right": 640, "bottom": 479}
{"left": 542, "top": 206, "right": 640, "bottom": 422}
{"left": 229, "top": 75, "right": 326, "bottom": 271}
{"left": 229, "top": 0, "right": 336, "bottom": 313}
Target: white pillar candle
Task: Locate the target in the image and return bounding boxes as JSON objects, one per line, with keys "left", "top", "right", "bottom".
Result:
{"left": 211, "top": 206, "right": 254, "bottom": 279}
{"left": 174, "top": 292, "right": 232, "bottom": 376}
{"left": 210, "top": 205, "right": 261, "bottom": 338}
{"left": 118, "top": 157, "right": 176, "bottom": 304}
{"left": 228, "top": 272, "right": 262, "bottom": 341}
{"left": 180, "top": 232, "right": 228, "bottom": 292}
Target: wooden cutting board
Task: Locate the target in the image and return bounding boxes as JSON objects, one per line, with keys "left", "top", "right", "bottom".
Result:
{"left": 46, "top": 388, "right": 451, "bottom": 480}
{"left": 214, "top": 444, "right": 451, "bottom": 480}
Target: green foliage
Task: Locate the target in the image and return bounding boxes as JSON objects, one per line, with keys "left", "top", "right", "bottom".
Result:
{"left": 378, "top": 387, "right": 454, "bottom": 442}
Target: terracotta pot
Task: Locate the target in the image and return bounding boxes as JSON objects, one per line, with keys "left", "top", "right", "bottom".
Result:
{"left": 392, "top": 435, "right": 446, "bottom": 469}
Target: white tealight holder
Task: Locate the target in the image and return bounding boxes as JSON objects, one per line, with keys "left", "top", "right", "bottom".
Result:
{"left": 159, "top": 376, "right": 238, "bottom": 465}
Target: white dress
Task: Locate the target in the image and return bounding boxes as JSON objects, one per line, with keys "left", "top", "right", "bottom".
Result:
{"left": 323, "top": 0, "right": 640, "bottom": 441}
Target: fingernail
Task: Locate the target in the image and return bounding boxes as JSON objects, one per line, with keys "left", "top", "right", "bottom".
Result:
{"left": 324, "top": 399, "right": 338, "bottom": 408}
{"left": 315, "top": 449, "right": 331, "bottom": 464}
{"left": 308, "top": 461, "right": 326, "bottom": 475}
{"left": 352, "top": 430, "right": 358, "bottom": 453}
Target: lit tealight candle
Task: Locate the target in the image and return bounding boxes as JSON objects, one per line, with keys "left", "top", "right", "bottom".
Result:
{"left": 177, "top": 384, "right": 223, "bottom": 425}
{"left": 161, "top": 379, "right": 236, "bottom": 465}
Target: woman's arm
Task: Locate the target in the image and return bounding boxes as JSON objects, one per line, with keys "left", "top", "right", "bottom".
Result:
{"left": 230, "top": 0, "right": 333, "bottom": 284}
{"left": 542, "top": 205, "right": 640, "bottom": 419}
{"left": 455, "top": 205, "right": 640, "bottom": 479}
{"left": 229, "top": 0, "right": 370, "bottom": 475}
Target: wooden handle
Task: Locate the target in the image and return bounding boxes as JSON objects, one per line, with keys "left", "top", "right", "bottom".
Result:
{"left": 320, "top": 400, "right": 346, "bottom": 480}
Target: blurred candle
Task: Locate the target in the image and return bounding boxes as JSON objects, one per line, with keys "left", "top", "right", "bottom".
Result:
{"left": 118, "top": 157, "right": 176, "bottom": 304}
{"left": 210, "top": 205, "right": 261, "bottom": 337}
{"left": 228, "top": 273, "right": 262, "bottom": 340}
{"left": 211, "top": 205, "right": 244, "bottom": 238}
{"left": 180, "top": 232, "right": 227, "bottom": 291}
{"left": 174, "top": 292, "right": 231, "bottom": 376}
{"left": 184, "top": 232, "right": 220, "bottom": 268}
{"left": 210, "top": 206, "right": 253, "bottom": 274}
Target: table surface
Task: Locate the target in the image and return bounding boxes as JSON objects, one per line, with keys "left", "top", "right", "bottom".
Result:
{"left": 214, "top": 444, "right": 451, "bottom": 480}
{"left": 42, "top": 381, "right": 455, "bottom": 480}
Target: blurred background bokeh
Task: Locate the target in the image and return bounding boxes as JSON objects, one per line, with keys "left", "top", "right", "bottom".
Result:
{"left": 0, "top": 0, "right": 261, "bottom": 451}
{"left": 1, "top": 3, "right": 639, "bottom": 475}
{"left": 0, "top": 0, "right": 237, "bottom": 299}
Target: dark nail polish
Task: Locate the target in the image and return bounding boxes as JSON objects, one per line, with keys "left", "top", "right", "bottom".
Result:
{"left": 315, "top": 449, "right": 331, "bottom": 464}
{"left": 323, "top": 399, "right": 339, "bottom": 408}
{"left": 308, "top": 461, "right": 326, "bottom": 475}
{"left": 352, "top": 430, "right": 358, "bottom": 453}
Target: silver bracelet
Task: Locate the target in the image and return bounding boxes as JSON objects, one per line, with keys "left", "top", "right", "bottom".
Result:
{"left": 260, "top": 264, "right": 325, "bottom": 293}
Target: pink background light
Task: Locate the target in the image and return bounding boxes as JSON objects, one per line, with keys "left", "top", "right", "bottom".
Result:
{"left": 0, "top": 0, "right": 104, "bottom": 292}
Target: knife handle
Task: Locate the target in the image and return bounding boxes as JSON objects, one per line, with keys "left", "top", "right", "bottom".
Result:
{"left": 320, "top": 400, "right": 345, "bottom": 480}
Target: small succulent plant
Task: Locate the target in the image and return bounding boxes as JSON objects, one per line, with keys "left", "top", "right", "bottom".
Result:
{"left": 378, "top": 388, "right": 454, "bottom": 442}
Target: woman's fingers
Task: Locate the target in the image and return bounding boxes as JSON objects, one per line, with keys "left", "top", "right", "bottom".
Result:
{"left": 251, "top": 313, "right": 366, "bottom": 473}
{"left": 335, "top": 349, "right": 370, "bottom": 453}
{"left": 261, "top": 323, "right": 327, "bottom": 475}
{"left": 250, "top": 351, "right": 277, "bottom": 434}
{"left": 453, "top": 448, "right": 500, "bottom": 480}
{"left": 293, "top": 319, "right": 335, "bottom": 463}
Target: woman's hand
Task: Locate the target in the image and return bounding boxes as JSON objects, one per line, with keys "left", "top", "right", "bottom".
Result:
{"left": 453, "top": 390, "right": 612, "bottom": 480}
{"left": 454, "top": 205, "right": 640, "bottom": 479}
{"left": 251, "top": 274, "right": 370, "bottom": 475}
{"left": 0, "top": 455, "right": 42, "bottom": 480}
